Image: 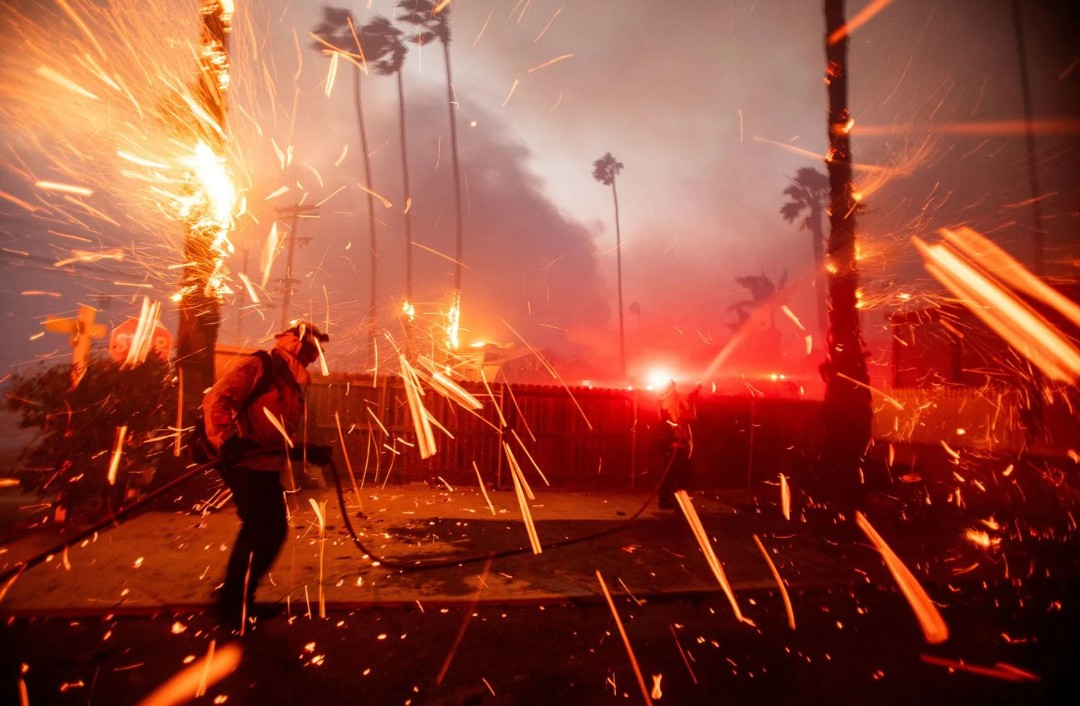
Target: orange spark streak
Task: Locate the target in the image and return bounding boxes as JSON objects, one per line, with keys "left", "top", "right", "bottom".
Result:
{"left": 35, "top": 180, "right": 93, "bottom": 196}
{"left": 508, "top": 447, "right": 541, "bottom": 554}
{"left": 473, "top": 4, "right": 495, "bottom": 46}
{"left": 940, "top": 227, "right": 1080, "bottom": 331}
{"left": 780, "top": 304, "right": 806, "bottom": 332}
{"left": 106, "top": 425, "right": 128, "bottom": 486}
{"left": 502, "top": 78, "right": 520, "bottom": 106}
{"left": 855, "top": 511, "right": 949, "bottom": 644}
{"left": 136, "top": 641, "right": 241, "bottom": 706}
{"left": 0, "top": 190, "right": 40, "bottom": 212}
{"left": 836, "top": 372, "right": 905, "bottom": 410}
{"left": 435, "top": 556, "right": 492, "bottom": 686}
{"left": 855, "top": 118, "right": 1080, "bottom": 137}
{"left": 914, "top": 235, "right": 1080, "bottom": 383}
{"left": 779, "top": 473, "right": 791, "bottom": 520}
{"left": 597, "top": 570, "right": 654, "bottom": 706}
{"left": 173, "top": 369, "right": 183, "bottom": 458}
{"left": 411, "top": 240, "right": 467, "bottom": 267}
{"left": 501, "top": 319, "right": 593, "bottom": 430}
{"left": 35, "top": 65, "right": 99, "bottom": 100}
{"left": 920, "top": 655, "right": 1040, "bottom": 682}
{"left": 334, "top": 412, "right": 362, "bottom": 506}
{"left": 356, "top": 182, "right": 392, "bottom": 208}
{"left": 526, "top": 53, "right": 574, "bottom": 73}
{"left": 828, "top": 0, "right": 897, "bottom": 45}
{"left": 753, "top": 534, "right": 795, "bottom": 630}
{"left": 534, "top": 5, "right": 564, "bottom": 43}
{"left": 262, "top": 407, "right": 294, "bottom": 448}
{"left": 309, "top": 497, "right": 327, "bottom": 618}
{"left": 473, "top": 461, "right": 496, "bottom": 515}
{"left": 751, "top": 135, "right": 904, "bottom": 175}
{"left": 512, "top": 429, "right": 550, "bottom": 486}
{"left": 400, "top": 354, "right": 437, "bottom": 459}
{"left": 427, "top": 369, "right": 484, "bottom": 410}
{"left": 122, "top": 297, "right": 163, "bottom": 368}
{"left": 674, "top": 490, "right": 753, "bottom": 626}
{"left": 53, "top": 248, "right": 124, "bottom": 267}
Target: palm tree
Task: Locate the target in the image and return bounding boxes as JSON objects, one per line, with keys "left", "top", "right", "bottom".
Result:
{"left": 728, "top": 272, "right": 787, "bottom": 369}
{"left": 592, "top": 152, "right": 626, "bottom": 379}
{"left": 780, "top": 167, "right": 829, "bottom": 340}
{"left": 822, "top": 0, "right": 872, "bottom": 510}
{"left": 363, "top": 17, "right": 413, "bottom": 307}
{"left": 396, "top": 0, "right": 465, "bottom": 326}
{"left": 311, "top": 6, "right": 380, "bottom": 345}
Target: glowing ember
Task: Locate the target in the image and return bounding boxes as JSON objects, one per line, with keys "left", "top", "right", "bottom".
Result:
{"left": 137, "top": 640, "right": 240, "bottom": 706}
{"left": 855, "top": 511, "right": 949, "bottom": 644}
{"left": 674, "top": 490, "right": 754, "bottom": 626}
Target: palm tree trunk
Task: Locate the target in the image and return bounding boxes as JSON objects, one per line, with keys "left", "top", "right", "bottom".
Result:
{"left": 442, "top": 39, "right": 465, "bottom": 300}
{"left": 822, "top": 0, "right": 872, "bottom": 508}
{"left": 354, "top": 64, "right": 378, "bottom": 352}
{"left": 809, "top": 205, "right": 828, "bottom": 341}
{"left": 397, "top": 70, "right": 413, "bottom": 302}
{"left": 612, "top": 180, "right": 626, "bottom": 379}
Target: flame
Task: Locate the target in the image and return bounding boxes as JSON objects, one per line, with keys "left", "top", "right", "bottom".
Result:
{"left": 446, "top": 292, "right": 462, "bottom": 352}
{"left": 964, "top": 528, "right": 1001, "bottom": 550}
{"left": 1, "top": 0, "right": 245, "bottom": 301}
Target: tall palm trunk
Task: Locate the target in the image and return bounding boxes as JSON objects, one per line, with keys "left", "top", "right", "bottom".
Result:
{"left": 396, "top": 70, "right": 413, "bottom": 302}
{"left": 611, "top": 179, "right": 626, "bottom": 379}
{"left": 822, "top": 0, "right": 872, "bottom": 508}
{"left": 354, "top": 65, "right": 378, "bottom": 350}
{"left": 442, "top": 39, "right": 464, "bottom": 299}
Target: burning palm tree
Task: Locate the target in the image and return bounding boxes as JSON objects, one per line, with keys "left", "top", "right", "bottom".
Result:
{"left": 592, "top": 152, "right": 626, "bottom": 379}
{"left": 821, "top": 0, "right": 872, "bottom": 509}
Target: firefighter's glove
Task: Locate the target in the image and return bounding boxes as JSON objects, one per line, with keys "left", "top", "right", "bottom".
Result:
{"left": 220, "top": 436, "right": 260, "bottom": 466}
{"left": 303, "top": 444, "right": 334, "bottom": 466}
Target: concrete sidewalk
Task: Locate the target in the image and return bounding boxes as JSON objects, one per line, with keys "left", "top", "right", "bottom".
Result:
{"left": 0, "top": 483, "right": 994, "bottom": 615}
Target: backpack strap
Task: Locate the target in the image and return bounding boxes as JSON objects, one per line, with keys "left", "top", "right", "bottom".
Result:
{"left": 236, "top": 350, "right": 274, "bottom": 417}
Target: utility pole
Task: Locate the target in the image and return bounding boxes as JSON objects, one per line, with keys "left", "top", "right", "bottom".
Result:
{"left": 1011, "top": 0, "right": 1046, "bottom": 276}
{"left": 275, "top": 203, "right": 318, "bottom": 329}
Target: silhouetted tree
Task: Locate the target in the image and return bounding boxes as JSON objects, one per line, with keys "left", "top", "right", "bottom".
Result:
{"left": 592, "top": 152, "right": 626, "bottom": 378}
{"left": 396, "top": 0, "right": 465, "bottom": 318}
{"left": 729, "top": 272, "right": 788, "bottom": 369}
{"left": 312, "top": 6, "right": 380, "bottom": 342}
{"left": 728, "top": 271, "right": 787, "bottom": 332}
{"left": 780, "top": 167, "right": 829, "bottom": 340}
{"left": 821, "top": 0, "right": 872, "bottom": 509}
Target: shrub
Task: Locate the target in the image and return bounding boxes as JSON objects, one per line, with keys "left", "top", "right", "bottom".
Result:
{"left": 4, "top": 354, "right": 177, "bottom": 524}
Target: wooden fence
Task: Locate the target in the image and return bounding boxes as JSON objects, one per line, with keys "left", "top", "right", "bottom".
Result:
{"left": 305, "top": 376, "right": 825, "bottom": 492}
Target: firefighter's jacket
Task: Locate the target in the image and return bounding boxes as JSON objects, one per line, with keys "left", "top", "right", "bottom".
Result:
{"left": 203, "top": 339, "right": 312, "bottom": 474}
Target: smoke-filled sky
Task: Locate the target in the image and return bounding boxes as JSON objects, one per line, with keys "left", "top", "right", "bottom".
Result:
{"left": 1, "top": 0, "right": 1078, "bottom": 389}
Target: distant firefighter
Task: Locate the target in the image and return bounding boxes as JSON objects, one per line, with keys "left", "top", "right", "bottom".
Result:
{"left": 656, "top": 381, "right": 701, "bottom": 510}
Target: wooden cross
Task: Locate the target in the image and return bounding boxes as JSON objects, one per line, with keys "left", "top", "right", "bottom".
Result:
{"left": 43, "top": 305, "right": 107, "bottom": 385}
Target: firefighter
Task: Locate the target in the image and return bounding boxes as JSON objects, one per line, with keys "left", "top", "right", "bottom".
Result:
{"left": 203, "top": 321, "right": 332, "bottom": 630}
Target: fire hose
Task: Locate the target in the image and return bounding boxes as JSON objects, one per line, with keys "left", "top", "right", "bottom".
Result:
{"left": 0, "top": 447, "right": 680, "bottom": 584}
